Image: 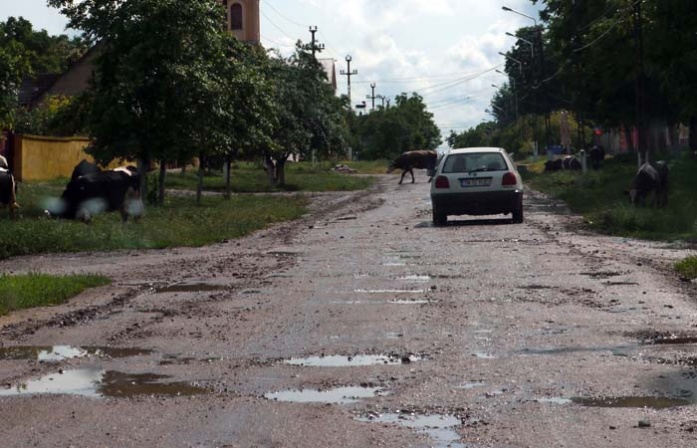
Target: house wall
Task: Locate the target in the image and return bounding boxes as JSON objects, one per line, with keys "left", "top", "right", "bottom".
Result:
{"left": 42, "top": 47, "right": 100, "bottom": 101}
{"left": 14, "top": 134, "right": 121, "bottom": 182}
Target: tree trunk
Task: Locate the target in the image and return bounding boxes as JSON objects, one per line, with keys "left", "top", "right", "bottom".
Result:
{"left": 158, "top": 161, "right": 166, "bottom": 205}
{"left": 689, "top": 116, "right": 697, "bottom": 157}
{"left": 137, "top": 155, "right": 150, "bottom": 202}
{"left": 196, "top": 152, "right": 205, "bottom": 204}
{"left": 264, "top": 153, "right": 276, "bottom": 187}
{"left": 224, "top": 154, "right": 232, "bottom": 200}
{"left": 276, "top": 159, "right": 286, "bottom": 186}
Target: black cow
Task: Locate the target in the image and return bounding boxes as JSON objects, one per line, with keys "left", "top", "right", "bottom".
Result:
{"left": 50, "top": 162, "right": 143, "bottom": 223}
{"left": 544, "top": 159, "right": 563, "bottom": 172}
{"left": 0, "top": 166, "right": 18, "bottom": 219}
{"left": 562, "top": 155, "right": 582, "bottom": 171}
{"left": 387, "top": 150, "right": 438, "bottom": 184}
{"left": 628, "top": 161, "right": 670, "bottom": 207}
{"left": 589, "top": 145, "right": 605, "bottom": 170}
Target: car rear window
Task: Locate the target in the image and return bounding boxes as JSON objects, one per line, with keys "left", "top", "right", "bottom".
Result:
{"left": 442, "top": 153, "right": 508, "bottom": 173}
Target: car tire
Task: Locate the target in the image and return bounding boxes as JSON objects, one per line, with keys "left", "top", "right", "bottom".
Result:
{"left": 432, "top": 210, "right": 447, "bottom": 226}
{"left": 512, "top": 207, "right": 524, "bottom": 224}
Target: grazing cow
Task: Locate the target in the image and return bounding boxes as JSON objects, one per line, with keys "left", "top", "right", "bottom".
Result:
{"left": 628, "top": 161, "right": 670, "bottom": 207}
{"left": 589, "top": 145, "right": 606, "bottom": 170}
{"left": 0, "top": 155, "right": 8, "bottom": 170}
{"left": 562, "top": 155, "right": 582, "bottom": 171}
{"left": 544, "top": 159, "right": 563, "bottom": 172}
{"left": 50, "top": 162, "right": 143, "bottom": 223}
{"left": 0, "top": 164, "right": 19, "bottom": 218}
{"left": 387, "top": 150, "right": 438, "bottom": 184}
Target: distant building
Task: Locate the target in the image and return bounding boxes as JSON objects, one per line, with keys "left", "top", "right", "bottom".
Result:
{"left": 217, "top": 0, "right": 261, "bottom": 44}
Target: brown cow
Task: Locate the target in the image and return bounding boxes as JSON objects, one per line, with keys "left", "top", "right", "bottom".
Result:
{"left": 387, "top": 150, "right": 438, "bottom": 184}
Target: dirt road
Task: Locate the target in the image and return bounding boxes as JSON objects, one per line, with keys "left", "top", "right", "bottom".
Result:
{"left": 2, "top": 176, "right": 697, "bottom": 448}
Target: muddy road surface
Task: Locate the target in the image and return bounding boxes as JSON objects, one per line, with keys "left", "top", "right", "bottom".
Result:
{"left": 2, "top": 176, "right": 697, "bottom": 448}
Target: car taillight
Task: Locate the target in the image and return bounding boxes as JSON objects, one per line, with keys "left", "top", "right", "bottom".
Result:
{"left": 434, "top": 176, "right": 450, "bottom": 189}
{"left": 502, "top": 172, "right": 517, "bottom": 186}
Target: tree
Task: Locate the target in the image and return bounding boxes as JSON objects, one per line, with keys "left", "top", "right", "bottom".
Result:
{"left": 0, "top": 42, "right": 29, "bottom": 129}
{"left": 48, "top": 0, "right": 271, "bottom": 203}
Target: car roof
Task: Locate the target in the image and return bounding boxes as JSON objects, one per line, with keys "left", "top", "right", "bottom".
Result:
{"left": 448, "top": 147, "right": 506, "bottom": 155}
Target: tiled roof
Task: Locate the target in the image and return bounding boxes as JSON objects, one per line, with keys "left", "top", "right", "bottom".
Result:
{"left": 18, "top": 74, "right": 61, "bottom": 108}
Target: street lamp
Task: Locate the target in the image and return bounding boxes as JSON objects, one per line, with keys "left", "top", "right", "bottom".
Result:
{"left": 499, "top": 51, "right": 523, "bottom": 74}
{"left": 505, "top": 31, "right": 535, "bottom": 58}
{"left": 502, "top": 6, "right": 538, "bottom": 26}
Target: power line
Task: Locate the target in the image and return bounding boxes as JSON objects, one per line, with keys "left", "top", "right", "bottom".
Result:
{"left": 260, "top": 10, "right": 297, "bottom": 42}
{"left": 263, "top": 1, "right": 309, "bottom": 28}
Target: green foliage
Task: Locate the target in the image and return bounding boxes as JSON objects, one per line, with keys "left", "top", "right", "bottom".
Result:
{"left": 13, "top": 95, "right": 89, "bottom": 136}
{"left": 0, "top": 273, "right": 110, "bottom": 316}
{"left": 527, "top": 156, "right": 697, "bottom": 240}
{"left": 675, "top": 257, "right": 697, "bottom": 281}
{"left": 0, "top": 179, "right": 309, "bottom": 260}
{"left": 351, "top": 92, "right": 441, "bottom": 160}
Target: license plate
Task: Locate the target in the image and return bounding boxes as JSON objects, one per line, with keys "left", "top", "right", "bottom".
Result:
{"left": 461, "top": 178, "right": 492, "bottom": 187}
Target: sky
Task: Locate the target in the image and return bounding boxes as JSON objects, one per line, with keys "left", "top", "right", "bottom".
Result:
{"left": 0, "top": 0, "right": 542, "bottom": 147}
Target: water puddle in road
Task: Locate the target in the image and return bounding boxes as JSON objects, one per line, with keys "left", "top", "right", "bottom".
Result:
{"left": 356, "top": 413, "right": 465, "bottom": 448}
{"left": 581, "top": 271, "right": 623, "bottom": 279}
{"left": 537, "top": 397, "right": 573, "bottom": 405}
{"left": 284, "top": 354, "right": 420, "bottom": 367}
{"left": 0, "top": 369, "right": 207, "bottom": 398}
{"left": 389, "top": 299, "right": 434, "bottom": 305}
{"left": 604, "top": 281, "right": 640, "bottom": 286}
{"left": 354, "top": 289, "right": 427, "bottom": 294}
{"left": 0, "top": 346, "right": 152, "bottom": 362}
{"left": 571, "top": 396, "right": 690, "bottom": 409}
{"left": 517, "top": 285, "right": 556, "bottom": 291}
{"left": 459, "top": 382, "right": 486, "bottom": 390}
{"left": 517, "top": 345, "right": 639, "bottom": 356}
{"left": 473, "top": 352, "right": 497, "bottom": 359}
{"left": 397, "top": 275, "right": 432, "bottom": 283}
{"left": 264, "top": 386, "right": 387, "bottom": 404}
{"left": 155, "top": 283, "right": 230, "bottom": 293}
{"left": 267, "top": 251, "right": 303, "bottom": 257}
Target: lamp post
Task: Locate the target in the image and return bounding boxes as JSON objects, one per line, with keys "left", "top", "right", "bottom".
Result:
{"left": 505, "top": 32, "right": 534, "bottom": 58}
{"left": 498, "top": 52, "right": 523, "bottom": 75}
{"left": 502, "top": 6, "right": 537, "bottom": 26}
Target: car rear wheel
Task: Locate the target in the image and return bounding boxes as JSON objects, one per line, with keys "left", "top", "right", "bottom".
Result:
{"left": 512, "top": 206, "right": 524, "bottom": 224}
{"left": 432, "top": 210, "right": 447, "bottom": 226}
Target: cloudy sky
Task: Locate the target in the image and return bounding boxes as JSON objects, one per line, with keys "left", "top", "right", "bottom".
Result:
{"left": 1, "top": 0, "right": 541, "bottom": 147}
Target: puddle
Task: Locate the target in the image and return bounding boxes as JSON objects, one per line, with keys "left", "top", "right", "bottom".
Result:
{"left": 537, "top": 397, "right": 573, "bottom": 405}
{"left": 266, "top": 273, "right": 292, "bottom": 278}
{"left": 267, "top": 251, "right": 302, "bottom": 257}
{"left": 389, "top": 299, "right": 434, "bottom": 305}
{"left": 581, "top": 271, "right": 623, "bottom": 279}
{"left": 459, "top": 382, "right": 486, "bottom": 390}
{"left": 571, "top": 396, "right": 690, "bottom": 409}
{"left": 398, "top": 275, "right": 432, "bottom": 283}
{"left": 517, "top": 285, "right": 556, "bottom": 290}
{"left": 0, "top": 346, "right": 152, "bottom": 362}
{"left": 240, "top": 289, "right": 263, "bottom": 295}
{"left": 357, "top": 413, "right": 464, "bottom": 448}
{"left": 284, "top": 354, "right": 420, "bottom": 367}
{"left": 354, "top": 289, "right": 427, "bottom": 294}
{"left": 518, "top": 345, "right": 639, "bottom": 356}
{"left": 383, "top": 262, "right": 407, "bottom": 267}
{"left": 0, "top": 369, "right": 207, "bottom": 398}
{"left": 473, "top": 352, "right": 496, "bottom": 359}
{"left": 155, "top": 283, "right": 229, "bottom": 293}
{"left": 604, "top": 281, "right": 640, "bottom": 286}
{"left": 649, "top": 336, "right": 697, "bottom": 345}
{"left": 264, "top": 386, "right": 386, "bottom": 404}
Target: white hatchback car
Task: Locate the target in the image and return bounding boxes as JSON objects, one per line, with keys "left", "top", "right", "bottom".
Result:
{"left": 430, "top": 147, "right": 524, "bottom": 225}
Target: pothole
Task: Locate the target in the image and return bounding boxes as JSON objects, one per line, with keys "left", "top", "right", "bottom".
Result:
{"left": 389, "top": 299, "right": 435, "bottom": 305}
{"left": 0, "top": 369, "right": 207, "bottom": 398}
{"left": 264, "top": 386, "right": 387, "bottom": 404}
{"left": 571, "top": 396, "right": 690, "bottom": 409}
{"left": 155, "top": 283, "right": 230, "bottom": 293}
{"left": 0, "top": 346, "right": 152, "bottom": 362}
{"left": 284, "top": 354, "right": 421, "bottom": 367}
{"left": 356, "top": 412, "right": 467, "bottom": 448}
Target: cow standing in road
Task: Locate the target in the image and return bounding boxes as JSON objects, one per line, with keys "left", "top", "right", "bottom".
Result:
{"left": 0, "top": 155, "right": 19, "bottom": 218}
{"left": 387, "top": 150, "right": 438, "bottom": 184}
{"left": 49, "top": 161, "right": 143, "bottom": 223}
{"left": 628, "top": 161, "right": 670, "bottom": 207}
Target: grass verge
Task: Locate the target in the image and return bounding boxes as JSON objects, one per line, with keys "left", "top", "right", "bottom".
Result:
{"left": 524, "top": 153, "right": 697, "bottom": 241}
{"left": 1, "top": 182, "right": 309, "bottom": 259}
{"left": 675, "top": 256, "right": 697, "bottom": 281}
{"left": 165, "top": 162, "right": 375, "bottom": 193}
{"left": 0, "top": 273, "right": 111, "bottom": 316}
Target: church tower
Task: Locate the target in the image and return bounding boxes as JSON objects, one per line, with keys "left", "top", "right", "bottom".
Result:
{"left": 218, "top": 0, "right": 260, "bottom": 44}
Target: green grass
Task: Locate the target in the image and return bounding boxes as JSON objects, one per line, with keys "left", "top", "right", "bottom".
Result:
{"left": 0, "top": 273, "right": 111, "bottom": 316}
{"left": 675, "top": 256, "right": 697, "bottom": 280}
{"left": 166, "top": 162, "right": 375, "bottom": 193}
{"left": 0, "top": 181, "right": 309, "bottom": 260}
{"left": 339, "top": 159, "right": 391, "bottom": 175}
{"left": 525, "top": 154, "right": 697, "bottom": 241}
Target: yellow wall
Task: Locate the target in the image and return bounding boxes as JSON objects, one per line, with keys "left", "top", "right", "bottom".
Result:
{"left": 15, "top": 134, "right": 123, "bottom": 182}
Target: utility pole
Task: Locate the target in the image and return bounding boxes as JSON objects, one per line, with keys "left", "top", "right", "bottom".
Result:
{"left": 367, "top": 83, "right": 378, "bottom": 110}
{"left": 386, "top": 99, "right": 391, "bottom": 109}
{"left": 377, "top": 95, "right": 386, "bottom": 109}
{"left": 340, "top": 55, "right": 358, "bottom": 104}
{"left": 308, "top": 26, "right": 325, "bottom": 58}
